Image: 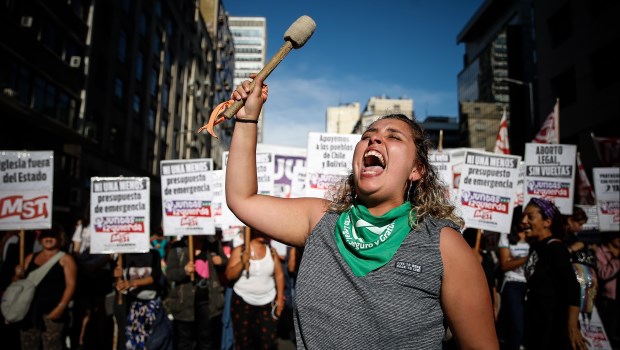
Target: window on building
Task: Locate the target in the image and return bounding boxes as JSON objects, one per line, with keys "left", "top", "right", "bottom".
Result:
{"left": 114, "top": 78, "right": 124, "bottom": 100}
{"left": 44, "top": 83, "right": 56, "bottom": 117}
{"left": 152, "top": 33, "right": 161, "bottom": 55}
{"left": 148, "top": 108, "right": 155, "bottom": 131}
{"left": 162, "top": 83, "right": 169, "bottom": 108}
{"left": 133, "top": 95, "right": 141, "bottom": 114}
{"left": 165, "top": 19, "right": 173, "bottom": 38}
{"left": 58, "top": 92, "right": 70, "bottom": 125}
{"left": 550, "top": 67, "right": 576, "bottom": 107}
{"left": 64, "top": 40, "right": 82, "bottom": 65}
{"left": 160, "top": 112, "right": 168, "bottom": 140}
{"left": 150, "top": 68, "right": 158, "bottom": 96}
{"left": 121, "top": 0, "right": 130, "bottom": 13}
{"left": 164, "top": 50, "right": 171, "bottom": 71}
{"left": 140, "top": 12, "right": 147, "bottom": 36}
{"left": 118, "top": 31, "right": 127, "bottom": 62}
{"left": 155, "top": 0, "right": 162, "bottom": 17}
{"left": 547, "top": 4, "right": 573, "bottom": 48}
{"left": 16, "top": 67, "right": 32, "bottom": 105}
{"left": 70, "top": 0, "right": 89, "bottom": 20}
{"left": 40, "top": 22, "right": 59, "bottom": 57}
{"left": 136, "top": 51, "right": 144, "bottom": 81}
{"left": 590, "top": 39, "right": 620, "bottom": 90}
{"left": 32, "top": 77, "right": 45, "bottom": 111}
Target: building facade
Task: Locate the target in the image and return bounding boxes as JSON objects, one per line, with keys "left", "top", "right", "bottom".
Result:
{"left": 420, "top": 116, "right": 465, "bottom": 150}
{"left": 229, "top": 16, "right": 266, "bottom": 143}
{"left": 458, "top": 0, "right": 619, "bottom": 169}
{"left": 0, "top": 0, "right": 233, "bottom": 230}
{"left": 326, "top": 102, "right": 360, "bottom": 134}
{"left": 352, "top": 96, "right": 414, "bottom": 134}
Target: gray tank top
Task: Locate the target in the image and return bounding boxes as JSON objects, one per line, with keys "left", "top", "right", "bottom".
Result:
{"left": 294, "top": 212, "right": 459, "bottom": 349}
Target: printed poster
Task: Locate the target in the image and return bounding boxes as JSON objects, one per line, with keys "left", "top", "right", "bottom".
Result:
{"left": 524, "top": 143, "right": 576, "bottom": 215}
{"left": 515, "top": 161, "right": 525, "bottom": 207}
{"left": 290, "top": 166, "right": 307, "bottom": 198}
{"left": 575, "top": 205, "right": 599, "bottom": 231}
{"left": 305, "top": 132, "right": 359, "bottom": 199}
{"left": 580, "top": 305, "right": 613, "bottom": 350}
{"left": 90, "top": 177, "right": 150, "bottom": 254}
{"left": 160, "top": 159, "right": 215, "bottom": 236}
{"left": 257, "top": 144, "right": 306, "bottom": 198}
{"left": 429, "top": 150, "right": 454, "bottom": 190}
{"left": 210, "top": 170, "right": 225, "bottom": 228}
{"left": 0, "top": 151, "right": 54, "bottom": 230}
{"left": 222, "top": 151, "right": 275, "bottom": 196}
{"left": 593, "top": 167, "right": 620, "bottom": 232}
{"left": 458, "top": 150, "right": 521, "bottom": 233}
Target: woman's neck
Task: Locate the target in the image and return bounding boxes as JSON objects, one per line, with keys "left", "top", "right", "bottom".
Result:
{"left": 359, "top": 199, "right": 405, "bottom": 217}
{"left": 41, "top": 248, "right": 60, "bottom": 256}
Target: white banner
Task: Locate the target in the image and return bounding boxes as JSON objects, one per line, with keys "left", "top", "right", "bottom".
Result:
{"left": 515, "top": 161, "right": 525, "bottom": 207}
{"left": 0, "top": 151, "right": 54, "bottom": 230}
{"left": 257, "top": 144, "right": 306, "bottom": 198}
{"left": 458, "top": 150, "right": 521, "bottom": 233}
{"left": 429, "top": 151, "right": 454, "bottom": 189}
{"left": 211, "top": 170, "right": 225, "bottom": 228}
{"left": 290, "top": 166, "right": 307, "bottom": 198}
{"left": 524, "top": 143, "right": 576, "bottom": 214}
{"left": 580, "top": 305, "right": 612, "bottom": 350}
{"left": 575, "top": 205, "right": 599, "bottom": 231}
{"left": 222, "top": 151, "right": 275, "bottom": 196}
{"left": 90, "top": 177, "right": 150, "bottom": 254}
{"left": 305, "top": 132, "right": 359, "bottom": 199}
{"left": 593, "top": 167, "right": 620, "bottom": 232}
{"left": 160, "top": 159, "right": 214, "bottom": 236}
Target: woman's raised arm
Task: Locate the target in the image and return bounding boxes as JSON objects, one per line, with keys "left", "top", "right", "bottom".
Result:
{"left": 224, "top": 76, "right": 327, "bottom": 247}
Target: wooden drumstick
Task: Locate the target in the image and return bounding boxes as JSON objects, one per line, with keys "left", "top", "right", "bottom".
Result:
{"left": 220, "top": 15, "right": 316, "bottom": 120}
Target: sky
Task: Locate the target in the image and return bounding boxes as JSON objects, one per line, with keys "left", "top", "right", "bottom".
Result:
{"left": 224, "top": 0, "right": 485, "bottom": 148}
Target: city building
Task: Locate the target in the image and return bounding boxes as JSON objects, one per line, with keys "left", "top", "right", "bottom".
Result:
{"left": 0, "top": 0, "right": 233, "bottom": 229}
{"left": 457, "top": 0, "right": 619, "bottom": 168}
{"left": 200, "top": 0, "right": 236, "bottom": 168}
{"left": 326, "top": 102, "right": 360, "bottom": 134}
{"left": 420, "top": 115, "right": 465, "bottom": 150}
{"left": 229, "top": 16, "right": 267, "bottom": 143}
{"left": 352, "top": 95, "right": 414, "bottom": 134}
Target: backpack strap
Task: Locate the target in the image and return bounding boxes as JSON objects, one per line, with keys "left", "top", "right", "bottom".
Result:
{"left": 26, "top": 251, "right": 65, "bottom": 286}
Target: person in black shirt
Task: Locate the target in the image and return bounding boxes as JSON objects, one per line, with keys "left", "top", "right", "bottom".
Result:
{"left": 521, "top": 198, "right": 585, "bottom": 350}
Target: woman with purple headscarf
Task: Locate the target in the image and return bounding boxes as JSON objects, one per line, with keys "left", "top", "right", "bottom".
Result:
{"left": 521, "top": 198, "right": 586, "bottom": 350}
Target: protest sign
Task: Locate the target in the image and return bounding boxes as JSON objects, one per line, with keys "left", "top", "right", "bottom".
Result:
{"left": 429, "top": 150, "right": 454, "bottom": 190}
{"left": 290, "top": 166, "right": 307, "bottom": 198}
{"left": 580, "top": 306, "right": 613, "bottom": 350}
{"left": 160, "top": 159, "right": 214, "bottom": 236}
{"left": 305, "top": 132, "right": 358, "bottom": 199}
{"left": 575, "top": 205, "right": 599, "bottom": 231}
{"left": 90, "top": 177, "right": 150, "bottom": 253}
{"left": 210, "top": 170, "right": 225, "bottom": 227}
{"left": 223, "top": 151, "right": 274, "bottom": 196}
{"left": 524, "top": 143, "right": 576, "bottom": 214}
{"left": 515, "top": 161, "right": 525, "bottom": 207}
{"left": 257, "top": 144, "right": 306, "bottom": 198}
{"left": 0, "top": 151, "right": 53, "bottom": 230}
{"left": 592, "top": 167, "right": 619, "bottom": 231}
{"left": 458, "top": 150, "right": 521, "bottom": 233}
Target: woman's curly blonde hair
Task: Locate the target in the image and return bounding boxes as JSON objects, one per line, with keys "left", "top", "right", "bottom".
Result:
{"left": 326, "top": 114, "right": 464, "bottom": 228}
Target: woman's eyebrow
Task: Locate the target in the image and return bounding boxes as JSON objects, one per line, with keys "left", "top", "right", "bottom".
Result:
{"left": 386, "top": 127, "right": 407, "bottom": 135}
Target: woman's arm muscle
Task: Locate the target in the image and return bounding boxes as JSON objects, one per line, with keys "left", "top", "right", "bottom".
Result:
{"left": 440, "top": 227, "right": 498, "bottom": 349}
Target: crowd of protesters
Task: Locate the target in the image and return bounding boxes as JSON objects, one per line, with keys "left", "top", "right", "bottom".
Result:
{"left": 0, "top": 222, "right": 303, "bottom": 350}
{"left": 1, "top": 202, "right": 619, "bottom": 350}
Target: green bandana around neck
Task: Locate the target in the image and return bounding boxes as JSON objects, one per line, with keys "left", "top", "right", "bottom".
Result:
{"left": 334, "top": 202, "right": 415, "bottom": 276}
